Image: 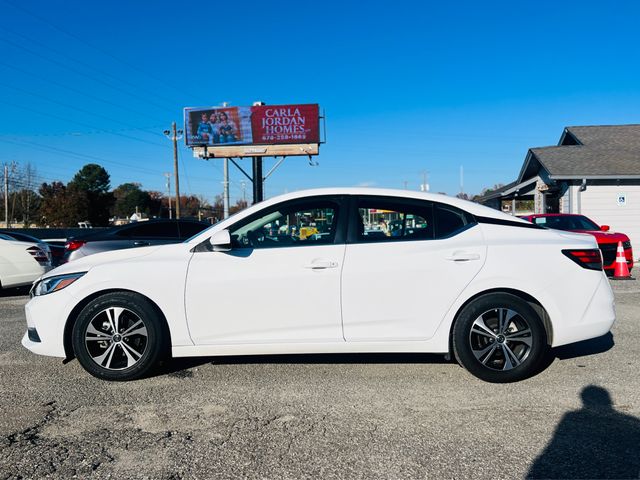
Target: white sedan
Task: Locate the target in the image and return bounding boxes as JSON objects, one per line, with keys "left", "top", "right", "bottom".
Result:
{"left": 22, "top": 188, "right": 615, "bottom": 382}
{"left": 0, "top": 237, "right": 51, "bottom": 290}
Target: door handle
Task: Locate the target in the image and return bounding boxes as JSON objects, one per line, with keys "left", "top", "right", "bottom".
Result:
{"left": 446, "top": 252, "right": 480, "bottom": 262}
{"left": 304, "top": 259, "right": 338, "bottom": 269}
{"left": 133, "top": 241, "right": 150, "bottom": 247}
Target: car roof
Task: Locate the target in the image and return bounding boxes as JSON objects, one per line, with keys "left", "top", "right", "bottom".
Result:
{"left": 186, "top": 187, "right": 532, "bottom": 244}
{"left": 252, "top": 187, "right": 524, "bottom": 219}
{"left": 526, "top": 213, "right": 586, "bottom": 217}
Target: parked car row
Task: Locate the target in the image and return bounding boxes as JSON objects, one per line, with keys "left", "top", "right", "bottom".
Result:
{"left": 0, "top": 236, "right": 51, "bottom": 290}
{"left": 62, "top": 219, "right": 211, "bottom": 263}
{"left": 1, "top": 220, "right": 210, "bottom": 291}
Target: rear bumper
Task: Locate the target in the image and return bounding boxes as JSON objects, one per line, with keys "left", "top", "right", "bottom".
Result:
{"left": 551, "top": 274, "right": 616, "bottom": 347}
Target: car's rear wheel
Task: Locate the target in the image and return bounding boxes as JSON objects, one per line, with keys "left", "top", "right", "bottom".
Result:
{"left": 452, "top": 293, "right": 548, "bottom": 383}
{"left": 72, "top": 292, "right": 168, "bottom": 381}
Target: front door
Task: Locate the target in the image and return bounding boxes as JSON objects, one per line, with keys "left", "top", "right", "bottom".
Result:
{"left": 185, "top": 196, "right": 346, "bottom": 345}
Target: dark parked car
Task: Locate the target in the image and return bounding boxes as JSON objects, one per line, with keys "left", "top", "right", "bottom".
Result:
{"left": 63, "top": 219, "right": 211, "bottom": 263}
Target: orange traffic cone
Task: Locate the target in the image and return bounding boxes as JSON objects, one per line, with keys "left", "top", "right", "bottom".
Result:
{"left": 612, "top": 241, "right": 633, "bottom": 280}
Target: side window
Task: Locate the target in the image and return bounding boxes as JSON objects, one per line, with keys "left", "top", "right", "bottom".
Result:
{"left": 433, "top": 204, "right": 474, "bottom": 238}
{"left": 124, "top": 222, "right": 179, "bottom": 238}
{"left": 229, "top": 201, "right": 339, "bottom": 249}
{"left": 356, "top": 199, "right": 433, "bottom": 242}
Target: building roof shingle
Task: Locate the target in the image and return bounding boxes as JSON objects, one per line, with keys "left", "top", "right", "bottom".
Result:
{"left": 519, "top": 124, "right": 640, "bottom": 181}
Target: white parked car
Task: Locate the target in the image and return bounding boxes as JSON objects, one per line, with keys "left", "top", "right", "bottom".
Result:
{"left": 22, "top": 188, "right": 615, "bottom": 382}
{"left": 0, "top": 238, "right": 51, "bottom": 290}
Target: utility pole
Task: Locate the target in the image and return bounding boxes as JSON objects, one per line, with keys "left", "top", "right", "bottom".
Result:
{"left": 459, "top": 165, "right": 464, "bottom": 195}
{"left": 240, "top": 181, "right": 247, "bottom": 204}
{"left": 3, "top": 165, "right": 8, "bottom": 228}
{"left": 420, "top": 170, "right": 430, "bottom": 192}
{"left": 164, "top": 172, "right": 172, "bottom": 219}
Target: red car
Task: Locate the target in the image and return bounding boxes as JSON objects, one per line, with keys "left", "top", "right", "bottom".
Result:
{"left": 520, "top": 213, "right": 633, "bottom": 275}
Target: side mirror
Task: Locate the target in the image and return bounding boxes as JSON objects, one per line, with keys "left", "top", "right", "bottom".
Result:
{"left": 600, "top": 225, "right": 610, "bottom": 232}
{"left": 209, "top": 230, "right": 232, "bottom": 252}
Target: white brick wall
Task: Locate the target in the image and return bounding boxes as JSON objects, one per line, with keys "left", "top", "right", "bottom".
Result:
{"left": 569, "top": 184, "right": 640, "bottom": 260}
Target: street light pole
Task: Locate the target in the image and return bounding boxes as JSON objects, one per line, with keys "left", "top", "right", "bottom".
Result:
{"left": 172, "top": 122, "right": 181, "bottom": 219}
{"left": 3, "top": 165, "right": 8, "bottom": 228}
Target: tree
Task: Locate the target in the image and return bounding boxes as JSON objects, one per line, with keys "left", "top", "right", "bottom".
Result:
{"left": 68, "top": 164, "right": 113, "bottom": 226}
{"left": 69, "top": 164, "right": 110, "bottom": 194}
{"left": 38, "top": 182, "right": 88, "bottom": 227}
{"left": 230, "top": 199, "right": 248, "bottom": 214}
{"left": 112, "top": 183, "right": 153, "bottom": 218}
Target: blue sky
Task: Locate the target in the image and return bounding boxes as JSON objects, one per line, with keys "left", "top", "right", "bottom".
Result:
{"left": 1, "top": 0, "right": 640, "bottom": 203}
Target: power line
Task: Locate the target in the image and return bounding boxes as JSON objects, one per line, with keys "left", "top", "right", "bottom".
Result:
{"left": 1, "top": 1, "right": 201, "bottom": 103}
{"left": 0, "top": 24, "right": 191, "bottom": 108}
{"left": 0, "top": 96, "right": 168, "bottom": 149}
{"left": 0, "top": 137, "right": 164, "bottom": 176}
{"left": 0, "top": 35, "right": 177, "bottom": 115}
{"left": 0, "top": 59, "right": 171, "bottom": 123}
{"left": 0, "top": 124, "right": 164, "bottom": 138}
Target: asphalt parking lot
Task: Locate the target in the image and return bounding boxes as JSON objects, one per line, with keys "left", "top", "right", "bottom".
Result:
{"left": 1, "top": 282, "right": 639, "bottom": 480}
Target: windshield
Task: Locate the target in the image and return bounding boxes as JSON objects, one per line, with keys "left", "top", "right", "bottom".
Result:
{"left": 533, "top": 215, "right": 600, "bottom": 231}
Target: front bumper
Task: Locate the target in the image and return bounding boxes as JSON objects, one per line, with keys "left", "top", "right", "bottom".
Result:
{"left": 22, "top": 290, "right": 71, "bottom": 358}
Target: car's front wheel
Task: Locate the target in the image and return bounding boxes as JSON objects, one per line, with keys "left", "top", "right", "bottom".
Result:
{"left": 452, "top": 293, "right": 548, "bottom": 383}
{"left": 71, "top": 292, "right": 168, "bottom": 381}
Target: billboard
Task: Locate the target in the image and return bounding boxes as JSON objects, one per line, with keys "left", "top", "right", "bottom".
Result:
{"left": 184, "top": 104, "right": 320, "bottom": 148}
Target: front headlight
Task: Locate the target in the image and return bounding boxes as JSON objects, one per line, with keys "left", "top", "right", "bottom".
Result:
{"left": 32, "top": 272, "right": 86, "bottom": 297}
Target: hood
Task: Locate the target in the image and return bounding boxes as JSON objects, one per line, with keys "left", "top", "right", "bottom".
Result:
{"left": 44, "top": 245, "right": 162, "bottom": 277}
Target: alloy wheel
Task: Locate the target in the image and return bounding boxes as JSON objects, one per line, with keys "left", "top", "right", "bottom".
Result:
{"left": 84, "top": 306, "right": 148, "bottom": 370}
{"left": 468, "top": 308, "right": 533, "bottom": 371}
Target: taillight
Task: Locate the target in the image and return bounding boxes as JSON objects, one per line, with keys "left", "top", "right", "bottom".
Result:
{"left": 27, "top": 246, "right": 49, "bottom": 266}
{"left": 65, "top": 240, "right": 86, "bottom": 251}
{"left": 562, "top": 249, "right": 603, "bottom": 271}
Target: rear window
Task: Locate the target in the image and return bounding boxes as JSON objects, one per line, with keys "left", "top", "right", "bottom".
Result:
{"left": 434, "top": 204, "right": 475, "bottom": 238}
{"left": 532, "top": 215, "right": 599, "bottom": 231}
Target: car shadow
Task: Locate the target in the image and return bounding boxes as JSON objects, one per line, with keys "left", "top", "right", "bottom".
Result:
{"left": 0, "top": 285, "right": 31, "bottom": 297}
{"left": 533, "top": 332, "right": 615, "bottom": 375}
{"left": 527, "top": 385, "right": 640, "bottom": 479}
{"left": 155, "top": 333, "right": 614, "bottom": 380}
{"left": 553, "top": 332, "right": 615, "bottom": 360}
{"left": 156, "top": 352, "right": 451, "bottom": 378}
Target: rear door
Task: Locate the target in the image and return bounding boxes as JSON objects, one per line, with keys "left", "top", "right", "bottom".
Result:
{"left": 341, "top": 196, "right": 486, "bottom": 342}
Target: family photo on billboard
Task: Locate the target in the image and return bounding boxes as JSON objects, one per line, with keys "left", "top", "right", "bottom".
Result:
{"left": 188, "top": 107, "right": 245, "bottom": 146}
{"left": 185, "top": 104, "right": 320, "bottom": 147}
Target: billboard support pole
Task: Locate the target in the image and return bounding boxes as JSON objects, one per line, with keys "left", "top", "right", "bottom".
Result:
{"left": 252, "top": 156, "right": 263, "bottom": 204}
{"left": 263, "top": 156, "right": 286, "bottom": 181}
{"left": 228, "top": 158, "right": 253, "bottom": 182}
{"left": 223, "top": 158, "right": 230, "bottom": 219}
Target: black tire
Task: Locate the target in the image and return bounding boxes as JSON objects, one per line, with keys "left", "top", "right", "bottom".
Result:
{"left": 452, "top": 293, "right": 548, "bottom": 383}
{"left": 72, "top": 292, "right": 168, "bottom": 381}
